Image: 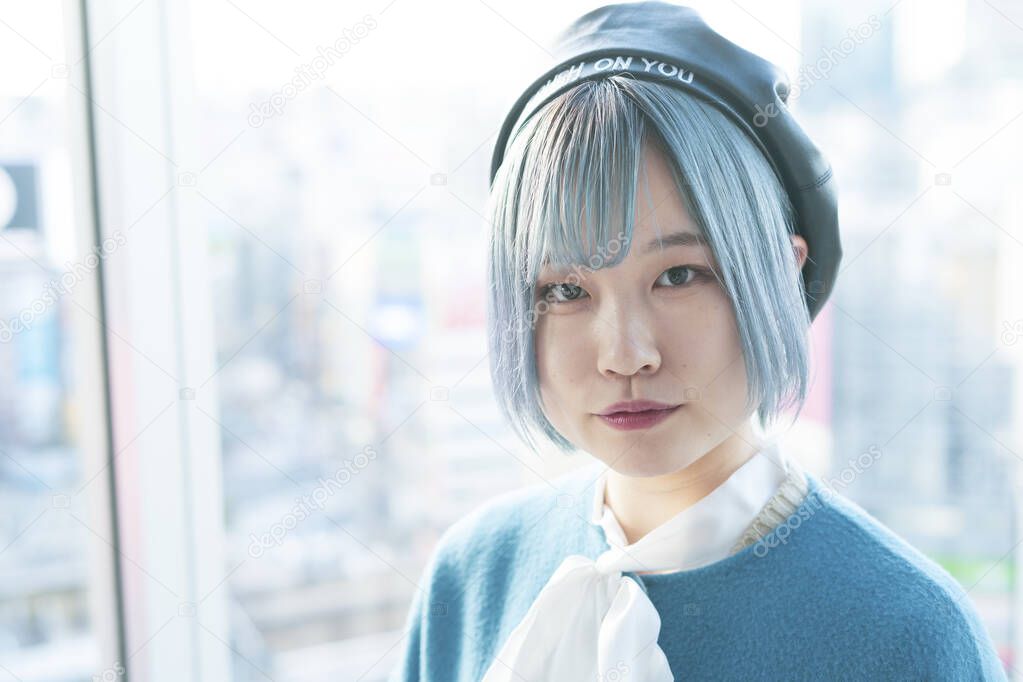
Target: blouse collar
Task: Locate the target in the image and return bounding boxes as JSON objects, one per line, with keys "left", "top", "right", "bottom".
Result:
{"left": 587, "top": 440, "right": 791, "bottom": 573}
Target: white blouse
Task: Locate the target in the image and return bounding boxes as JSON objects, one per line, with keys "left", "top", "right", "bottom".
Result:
{"left": 591, "top": 440, "right": 792, "bottom": 573}
{"left": 480, "top": 441, "right": 794, "bottom": 682}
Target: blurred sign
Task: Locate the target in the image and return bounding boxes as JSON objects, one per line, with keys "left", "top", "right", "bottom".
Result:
{"left": 370, "top": 294, "right": 424, "bottom": 351}
{"left": 0, "top": 163, "right": 39, "bottom": 231}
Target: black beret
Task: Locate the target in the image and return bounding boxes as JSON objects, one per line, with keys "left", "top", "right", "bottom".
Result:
{"left": 489, "top": 1, "right": 841, "bottom": 321}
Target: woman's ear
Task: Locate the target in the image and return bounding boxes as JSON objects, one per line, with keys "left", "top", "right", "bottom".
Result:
{"left": 791, "top": 234, "right": 809, "bottom": 270}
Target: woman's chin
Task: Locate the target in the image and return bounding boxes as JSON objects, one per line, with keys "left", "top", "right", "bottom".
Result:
{"left": 591, "top": 448, "right": 695, "bottom": 479}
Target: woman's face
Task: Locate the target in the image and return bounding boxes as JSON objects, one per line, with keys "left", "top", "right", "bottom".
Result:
{"left": 534, "top": 141, "right": 802, "bottom": 478}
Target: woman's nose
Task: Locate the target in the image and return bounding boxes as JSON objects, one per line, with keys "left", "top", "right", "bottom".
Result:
{"left": 594, "top": 304, "right": 662, "bottom": 378}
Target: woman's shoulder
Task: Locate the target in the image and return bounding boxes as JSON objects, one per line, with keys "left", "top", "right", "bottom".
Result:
{"left": 793, "top": 472, "right": 1006, "bottom": 677}
{"left": 803, "top": 472, "right": 977, "bottom": 597}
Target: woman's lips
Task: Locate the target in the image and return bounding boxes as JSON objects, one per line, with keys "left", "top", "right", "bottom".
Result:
{"left": 597, "top": 405, "right": 681, "bottom": 431}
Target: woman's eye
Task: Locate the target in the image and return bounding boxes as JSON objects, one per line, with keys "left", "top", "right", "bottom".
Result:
{"left": 657, "top": 265, "right": 704, "bottom": 288}
{"left": 539, "top": 282, "right": 587, "bottom": 303}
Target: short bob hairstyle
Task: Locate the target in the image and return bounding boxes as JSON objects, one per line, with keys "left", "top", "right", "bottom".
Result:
{"left": 485, "top": 75, "right": 813, "bottom": 456}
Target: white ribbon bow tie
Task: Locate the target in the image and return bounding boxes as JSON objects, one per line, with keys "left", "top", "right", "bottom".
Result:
{"left": 480, "top": 546, "right": 674, "bottom": 682}
{"left": 480, "top": 445, "right": 791, "bottom": 682}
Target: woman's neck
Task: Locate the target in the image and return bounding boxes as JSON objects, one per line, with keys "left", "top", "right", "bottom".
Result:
{"left": 603, "top": 431, "right": 768, "bottom": 546}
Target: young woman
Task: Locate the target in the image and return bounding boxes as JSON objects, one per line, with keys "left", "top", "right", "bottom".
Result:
{"left": 391, "top": 3, "right": 1006, "bottom": 680}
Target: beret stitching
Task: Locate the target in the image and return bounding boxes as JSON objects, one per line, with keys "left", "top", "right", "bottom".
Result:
{"left": 796, "top": 166, "right": 833, "bottom": 192}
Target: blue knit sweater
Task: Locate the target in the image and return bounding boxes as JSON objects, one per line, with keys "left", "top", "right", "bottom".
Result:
{"left": 390, "top": 460, "right": 1007, "bottom": 681}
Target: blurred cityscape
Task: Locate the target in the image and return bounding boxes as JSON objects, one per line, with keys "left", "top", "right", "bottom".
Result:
{"left": 0, "top": 0, "right": 1020, "bottom": 679}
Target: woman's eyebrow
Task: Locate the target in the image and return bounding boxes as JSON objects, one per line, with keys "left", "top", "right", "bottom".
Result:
{"left": 642, "top": 230, "right": 707, "bottom": 255}
{"left": 538, "top": 229, "right": 707, "bottom": 271}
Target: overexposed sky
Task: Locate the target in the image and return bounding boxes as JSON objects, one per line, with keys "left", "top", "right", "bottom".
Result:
{"left": 0, "top": 0, "right": 971, "bottom": 101}
{"left": 184, "top": 0, "right": 805, "bottom": 94}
